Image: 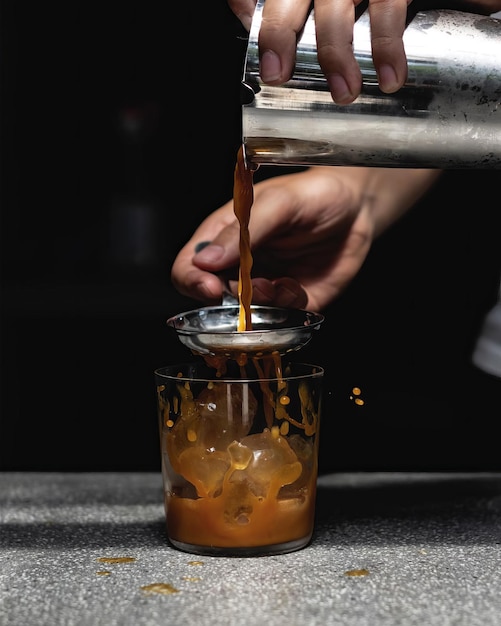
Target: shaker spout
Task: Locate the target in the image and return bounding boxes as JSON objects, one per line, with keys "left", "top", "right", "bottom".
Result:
{"left": 240, "top": 81, "right": 261, "bottom": 171}
{"left": 241, "top": 79, "right": 259, "bottom": 106}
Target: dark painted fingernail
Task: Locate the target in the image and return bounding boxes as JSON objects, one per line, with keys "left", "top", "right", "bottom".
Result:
{"left": 194, "top": 241, "right": 212, "bottom": 253}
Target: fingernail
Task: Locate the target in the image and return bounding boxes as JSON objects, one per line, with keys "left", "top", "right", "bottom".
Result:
{"left": 239, "top": 13, "right": 253, "bottom": 31}
{"left": 197, "top": 281, "right": 221, "bottom": 301}
{"left": 261, "top": 50, "right": 281, "bottom": 83}
{"left": 252, "top": 282, "right": 276, "bottom": 303}
{"left": 194, "top": 241, "right": 211, "bottom": 253}
{"left": 274, "top": 284, "right": 301, "bottom": 307}
{"left": 327, "top": 74, "right": 356, "bottom": 105}
{"left": 194, "top": 244, "right": 224, "bottom": 263}
{"left": 377, "top": 64, "right": 399, "bottom": 93}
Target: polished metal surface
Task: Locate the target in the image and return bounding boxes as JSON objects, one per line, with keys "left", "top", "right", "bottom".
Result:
{"left": 167, "top": 305, "right": 324, "bottom": 358}
{"left": 242, "top": 2, "right": 501, "bottom": 168}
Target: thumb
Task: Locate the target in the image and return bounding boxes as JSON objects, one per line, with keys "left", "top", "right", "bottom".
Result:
{"left": 192, "top": 221, "right": 241, "bottom": 273}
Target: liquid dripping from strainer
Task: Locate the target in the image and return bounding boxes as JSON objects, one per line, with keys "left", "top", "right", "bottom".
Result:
{"left": 167, "top": 145, "right": 324, "bottom": 362}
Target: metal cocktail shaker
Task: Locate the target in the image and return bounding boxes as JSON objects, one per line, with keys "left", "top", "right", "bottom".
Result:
{"left": 242, "top": 1, "right": 501, "bottom": 168}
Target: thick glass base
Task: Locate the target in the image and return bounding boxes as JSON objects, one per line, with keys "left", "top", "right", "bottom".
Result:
{"left": 168, "top": 535, "right": 312, "bottom": 557}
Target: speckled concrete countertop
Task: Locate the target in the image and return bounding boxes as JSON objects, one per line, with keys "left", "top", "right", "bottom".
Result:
{"left": 1, "top": 472, "right": 500, "bottom": 626}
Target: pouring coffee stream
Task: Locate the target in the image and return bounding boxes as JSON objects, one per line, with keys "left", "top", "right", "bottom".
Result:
{"left": 167, "top": 145, "right": 325, "bottom": 363}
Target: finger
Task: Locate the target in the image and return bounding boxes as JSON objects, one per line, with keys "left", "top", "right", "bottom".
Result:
{"left": 171, "top": 206, "right": 238, "bottom": 304}
{"left": 192, "top": 220, "right": 242, "bottom": 272}
{"left": 271, "top": 277, "right": 309, "bottom": 308}
{"left": 249, "top": 277, "right": 281, "bottom": 304}
{"left": 258, "top": 0, "right": 313, "bottom": 84}
{"left": 314, "top": 0, "right": 362, "bottom": 104}
{"left": 171, "top": 254, "right": 226, "bottom": 305}
{"left": 227, "top": 0, "right": 257, "bottom": 31}
{"left": 243, "top": 277, "right": 308, "bottom": 308}
{"left": 368, "top": 0, "right": 409, "bottom": 93}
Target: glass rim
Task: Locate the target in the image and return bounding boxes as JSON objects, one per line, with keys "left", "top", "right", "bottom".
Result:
{"left": 154, "top": 361, "right": 324, "bottom": 384}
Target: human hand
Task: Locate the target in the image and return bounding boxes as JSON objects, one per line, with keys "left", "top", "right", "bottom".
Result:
{"left": 228, "top": 0, "right": 409, "bottom": 105}
{"left": 228, "top": 0, "right": 501, "bottom": 106}
{"left": 170, "top": 167, "right": 441, "bottom": 311}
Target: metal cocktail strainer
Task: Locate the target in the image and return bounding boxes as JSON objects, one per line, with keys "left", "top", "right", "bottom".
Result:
{"left": 167, "top": 304, "right": 324, "bottom": 359}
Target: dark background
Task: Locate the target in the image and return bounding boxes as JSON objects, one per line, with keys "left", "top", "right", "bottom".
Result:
{"left": 2, "top": 2, "right": 501, "bottom": 472}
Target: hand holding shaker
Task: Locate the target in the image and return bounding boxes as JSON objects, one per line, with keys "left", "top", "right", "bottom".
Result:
{"left": 242, "top": 1, "right": 501, "bottom": 168}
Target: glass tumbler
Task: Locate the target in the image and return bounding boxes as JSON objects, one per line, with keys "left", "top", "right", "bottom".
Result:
{"left": 155, "top": 360, "right": 324, "bottom": 556}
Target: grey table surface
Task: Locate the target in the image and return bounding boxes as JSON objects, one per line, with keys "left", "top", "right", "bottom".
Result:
{"left": 1, "top": 471, "right": 501, "bottom": 626}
